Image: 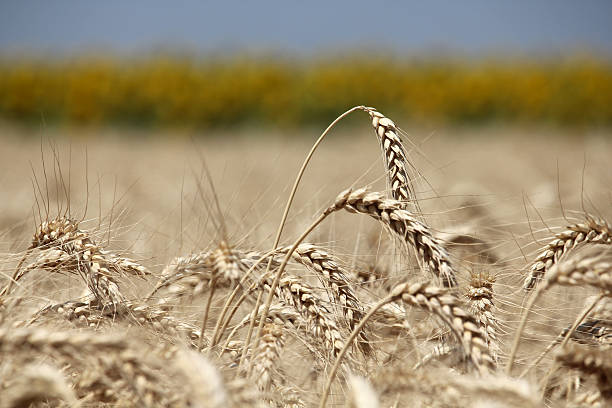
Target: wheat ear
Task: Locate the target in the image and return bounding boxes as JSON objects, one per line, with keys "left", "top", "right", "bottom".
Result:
{"left": 465, "top": 270, "right": 501, "bottom": 361}
{"left": 252, "top": 322, "right": 284, "bottom": 393}
{"left": 364, "top": 107, "right": 419, "bottom": 208}
{"left": 347, "top": 374, "right": 379, "bottom": 408}
{"left": 327, "top": 187, "right": 457, "bottom": 287}
{"left": 509, "top": 248, "right": 612, "bottom": 374}
{"left": 525, "top": 215, "right": 612, "bottom": 291}
{"left": 271, "top": 277, "right": 345, "bottom": 357}
{"left": 2, "top": 363, "right": 78, "bottom": 408}
{"left": 555, "top": 343, "right": 612, "bottom": 402}
{"left": 6, "top": 217, "right": 151, "bottom": 306}
{"left": 0, "top": 326, "right": 127, "bottom": 357}
{"left": 319, "top": 280, "right": 493, "bottom": 408}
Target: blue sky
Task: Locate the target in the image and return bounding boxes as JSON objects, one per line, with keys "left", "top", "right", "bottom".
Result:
{"left": 1, "top": 0, "right": 611, "bottom": 55}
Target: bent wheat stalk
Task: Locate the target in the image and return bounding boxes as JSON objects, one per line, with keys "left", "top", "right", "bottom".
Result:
{"left": 250, "top": 106, "right": 422, "bottom": 362}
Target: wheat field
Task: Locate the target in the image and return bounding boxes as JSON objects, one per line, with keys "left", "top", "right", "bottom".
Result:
{"left": 0, "top": 109, "right": 611, "bottom": 407}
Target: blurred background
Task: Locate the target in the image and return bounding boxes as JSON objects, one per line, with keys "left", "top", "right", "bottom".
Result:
{"left": 1, "top": 0, "right": 611, "bottom": 129}
{"left": 1, "top": 1, "right": 612, "bottom": 264}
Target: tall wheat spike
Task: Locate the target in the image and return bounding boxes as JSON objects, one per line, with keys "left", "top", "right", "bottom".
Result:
{"left": 364, "top": 108, "right": 420, "bottom": 210}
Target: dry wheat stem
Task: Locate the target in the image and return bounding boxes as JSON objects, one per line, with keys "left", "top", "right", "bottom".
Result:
{"left": 199, "top": 278, "right": 217, "bottom": 350}
{"left": 319, "top": 292, "right": 393, "bottom": 408}
{"left": 248, "top": 106, "right": 366, "bottom": 376}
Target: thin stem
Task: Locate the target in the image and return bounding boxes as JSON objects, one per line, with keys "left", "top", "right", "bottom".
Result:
{"left": 237, "top": 289, "right": 264, "bottom": 372}
{"left": 198, "top": 279, "right": 217, "bottom": 351}
{"left": 507, "top": 286, "right": 544, "bottom": 375}
{"left": 558, "top": 292, "right": 605, "bottom": 349}
{"left": 247, "top": 212, "right": 329, "bottom": 375}
{"left": 519, "top": 292, "right": 605, "bottom": 378}
{"left": 319, "top": 294, "right": 393, "bottom": 408}
{"left": 210, "top": 248, "right": 281, "bottom": 346}
{"left": 244, "top": 106, "right": 365, "bottom": 359}
{"left": 215, "top": 289, "right": 252, "bottom": 347}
